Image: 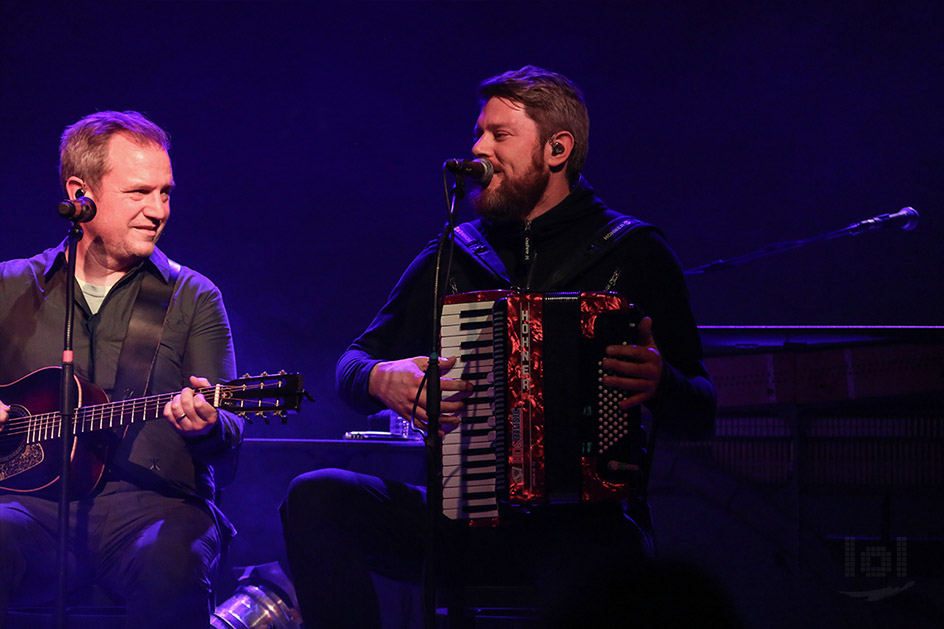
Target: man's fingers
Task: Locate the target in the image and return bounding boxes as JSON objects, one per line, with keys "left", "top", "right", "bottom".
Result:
{"left": 603, "top": 373, "right": 647, "bottom": 387}
{"left": 441, "top": 378, "right": 472, "bottom": 393}
{"left": 189, "top": 375, "right": 211, "bottom": 388}
{"left": 618, "top": 392, "right": 650, "bottom": 411}
{"left": 602, "top": 354, "right": 659, "bottom": 378}
{"left": 636, "top": 316, "right": 654, "bottom": 345}
{"left": 440, "top": 400, "right": 467, "bottom": 414}
{"left": 604, "top": 343, "right": 653, "bottom": 361}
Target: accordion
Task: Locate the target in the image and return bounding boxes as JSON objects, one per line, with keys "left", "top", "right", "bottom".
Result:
{"left": 440, "top": 290, "right": 646, "bottom": 524}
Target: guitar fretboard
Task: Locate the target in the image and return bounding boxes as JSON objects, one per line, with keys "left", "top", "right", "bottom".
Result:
{"left": 0, "top": 371, "right": 303, "bottom": 453}
{"left": 19, "top": 387, "right": 218, "bottom": 445}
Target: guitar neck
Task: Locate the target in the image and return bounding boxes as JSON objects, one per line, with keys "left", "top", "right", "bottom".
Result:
{"left": 28, "top": 386, "right": 219, "bottom": 444}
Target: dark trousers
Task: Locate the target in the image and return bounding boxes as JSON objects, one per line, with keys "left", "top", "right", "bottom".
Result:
{"left": 0, "top": 483, "right": 221, "bottom": 629}
{"left": 280, "top": 467, "right": 654, "bottom": 629}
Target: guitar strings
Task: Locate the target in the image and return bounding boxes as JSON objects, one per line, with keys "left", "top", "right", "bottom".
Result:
{"left": 0, "top": 383, "right": 281, "bottom": 442}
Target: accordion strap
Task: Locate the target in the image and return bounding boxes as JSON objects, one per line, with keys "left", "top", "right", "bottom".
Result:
{"left": 536, "top": 216, "right": 648, "bottom": 291}
{"left": 453, "top": 221, "right": 512, "bottom": 285}
{"left": 453, "top": 216, "right": 648, "bottom": 291}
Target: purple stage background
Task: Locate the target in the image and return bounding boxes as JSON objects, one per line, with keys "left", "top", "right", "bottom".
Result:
{"left": 2, "top": 1, "right": 941, "bottom": 439}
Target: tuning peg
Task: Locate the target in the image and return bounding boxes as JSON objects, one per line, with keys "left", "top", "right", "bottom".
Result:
{"left": 241, "top": 373, "right": 250, "bottom": 379}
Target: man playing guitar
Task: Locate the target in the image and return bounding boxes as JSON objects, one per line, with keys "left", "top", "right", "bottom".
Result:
{"left": 0, "top": 111, "right": 243, "bottom": 629}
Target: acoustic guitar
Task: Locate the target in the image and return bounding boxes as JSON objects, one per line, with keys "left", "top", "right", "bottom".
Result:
{"left": 0, "top": 366, "right": 307, "bottom": 496}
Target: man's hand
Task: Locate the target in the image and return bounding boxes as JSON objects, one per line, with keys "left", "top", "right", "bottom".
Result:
{"left": 368, "top": 355, "right": 472, "bottom": 431}
{"left": 0, "top": 400, "right": 8, "bottom": 433}
{"left": 163, "top": 376, "right": 219, "bottom": 437}
{"left": 601, "top": 316, "right": 663, "bottom": 411}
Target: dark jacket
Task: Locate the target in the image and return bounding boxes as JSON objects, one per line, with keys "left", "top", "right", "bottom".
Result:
{"left": 337, "top": 177, "right": 715, "bottom": 439}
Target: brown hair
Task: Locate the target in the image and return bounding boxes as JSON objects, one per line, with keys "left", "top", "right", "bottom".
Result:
{"left": 59, "top": 110, "right": 171, "bottom": 193}
{"left": 479, "top": 66, "right": 589, "bottom": 183}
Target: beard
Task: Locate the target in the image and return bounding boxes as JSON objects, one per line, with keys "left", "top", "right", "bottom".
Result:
{"left": 470, "top": 150, "right": 549, "bottom": 223}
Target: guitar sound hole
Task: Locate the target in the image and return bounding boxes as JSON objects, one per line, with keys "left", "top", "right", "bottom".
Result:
{"left": 0, "top": 406, "right": 28, "bottom": 461}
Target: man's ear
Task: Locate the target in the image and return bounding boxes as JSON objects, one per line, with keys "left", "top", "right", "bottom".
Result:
{"left": 546, "top": 131, "right": 575, "bottom": 168}
{"left": 65, "top": 177, "right": 89, "bottom": 200}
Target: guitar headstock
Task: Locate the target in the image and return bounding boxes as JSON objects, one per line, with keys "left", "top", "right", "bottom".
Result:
{"left": 217, "top": 371, "right": 312, "bottom": 423}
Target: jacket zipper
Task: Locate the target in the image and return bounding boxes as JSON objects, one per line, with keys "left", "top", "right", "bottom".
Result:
{"left": 523, "top": 220, "right": 535, "bottom": 289}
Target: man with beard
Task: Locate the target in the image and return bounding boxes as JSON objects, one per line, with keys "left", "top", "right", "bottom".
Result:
{"left": 280, "top": 66, "right": 716, "bottom": 627}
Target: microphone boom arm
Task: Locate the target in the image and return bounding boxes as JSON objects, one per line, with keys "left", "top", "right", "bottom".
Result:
{"left": 685, "top": 207, "right": 919, "bottom": 275}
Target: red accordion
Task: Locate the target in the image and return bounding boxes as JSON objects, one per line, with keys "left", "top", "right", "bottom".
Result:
{"left": 440, "top": 290, "right": 646, "bottom": 524}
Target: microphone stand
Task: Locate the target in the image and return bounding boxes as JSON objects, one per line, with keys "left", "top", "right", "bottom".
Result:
{"left": 56, "top": 220, "right": 84, "bottom": 629}
{"left": 423, "top": 169, "right": 465, "bottom": 629}
{"left": 685, "top": 207, "right": 918, "bottom": 275}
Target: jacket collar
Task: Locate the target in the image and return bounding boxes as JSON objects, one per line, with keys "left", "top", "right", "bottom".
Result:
{"left": 43, "top": 238, "right": 176, "bottom": 284}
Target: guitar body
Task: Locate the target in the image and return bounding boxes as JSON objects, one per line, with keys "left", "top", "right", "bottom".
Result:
{"left": 0, "top": 367, "right": 112, "bottom": 497}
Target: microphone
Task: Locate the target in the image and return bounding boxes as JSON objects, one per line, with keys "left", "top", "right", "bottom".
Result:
{"left": 444, "top": 158, "right": 493, "bottom": 185}
{"left": 58, "top": 196, "right": 97, "bottom": 223}
{"left": 846, "top": 206, "right": 919, "bottom": 235}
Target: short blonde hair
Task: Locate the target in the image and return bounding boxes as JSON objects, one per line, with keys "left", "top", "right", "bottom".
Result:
{"left": 59, "top": 110, "right": 170, "bottom": 192}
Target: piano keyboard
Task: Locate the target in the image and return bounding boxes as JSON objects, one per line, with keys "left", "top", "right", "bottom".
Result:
{"left": 440, "top": 292, "right": 508, "bottom": 521}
